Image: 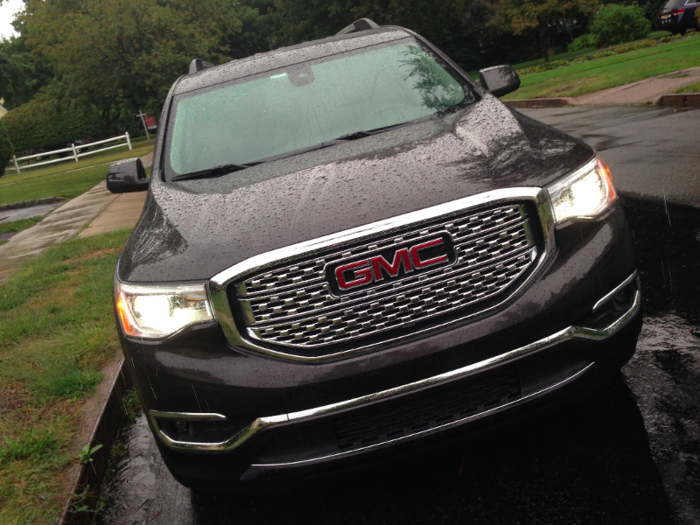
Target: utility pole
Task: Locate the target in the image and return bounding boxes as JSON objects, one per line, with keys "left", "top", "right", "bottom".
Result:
{"left": 136, "top": 109, "right": 150, "bottom": 140}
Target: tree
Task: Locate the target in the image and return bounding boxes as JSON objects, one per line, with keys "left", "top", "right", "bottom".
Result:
{"left": 0, "top": 118, "right": 15, "bottom": 177}
{"left": 17, "top": 0, "right": 248, "bottom": 131}
{"left": 488, "top": 0, "right": 598, "bottom": 60}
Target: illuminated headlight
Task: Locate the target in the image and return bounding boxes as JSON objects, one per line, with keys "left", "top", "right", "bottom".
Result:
{"left": 547, "top": 157, "right": 617, "bottom": 224}
{"left": 115, "top": 282, "right": 215, "bottom": 338}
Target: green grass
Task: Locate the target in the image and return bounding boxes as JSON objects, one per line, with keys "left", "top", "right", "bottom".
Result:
{"left": 513, "top": 47, "right": 598, "bottom": 70}
{"left": 675, "top": 80, "right": 700, "bottom": 93}
{"left": 0, "top": 140, "right": 154, "bottom": 207}
{"left": 505, "top": 34, "right": 700, "bottom": 99}
{"left": 0, "top": 217, "right": 43, "bottom": 236}
{"left": 0, "top": 229, "right": 130, "bottom": 524}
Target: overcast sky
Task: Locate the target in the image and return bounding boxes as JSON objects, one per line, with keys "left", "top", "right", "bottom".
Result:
{"left": 0, "top": 0, "right": 23, "bottom": 40}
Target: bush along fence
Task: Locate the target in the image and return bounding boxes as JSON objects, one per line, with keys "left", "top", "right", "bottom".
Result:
{"left": 6, "top": 132, "right": 133, "bottom": 174}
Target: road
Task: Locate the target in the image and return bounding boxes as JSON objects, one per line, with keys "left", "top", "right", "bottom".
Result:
{"left": 520, "top": 106, "right": 700, "bottom": 207}
{"left": 98, "top": 106, "right": 700, "bottom": 525}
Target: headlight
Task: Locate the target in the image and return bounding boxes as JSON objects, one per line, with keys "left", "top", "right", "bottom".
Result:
{"left": 115, "top": 282, "right": 215, "bottom": 338}
{"left": 547, "top": 157, "right": 617, "bottom": 224}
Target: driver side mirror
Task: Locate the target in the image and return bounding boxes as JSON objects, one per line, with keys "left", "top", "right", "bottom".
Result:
{"left": 479, "top": 65, "right": 521, "bottom": 98}
{"left": 107, "top": 158, "right": 150, "bottom": 194}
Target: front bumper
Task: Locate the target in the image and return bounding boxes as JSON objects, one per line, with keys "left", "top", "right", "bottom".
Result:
{"left": 142, "top": 274, "right": 640, "bottom": 490}
{"left": 117, "top": 200, "right": 642, "bottom": 490}
{"left": 152, "top": 274, "right": 639, "bottom": 455}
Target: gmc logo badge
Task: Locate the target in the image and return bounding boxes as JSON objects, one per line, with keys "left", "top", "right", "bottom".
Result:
{"left": 327, "top": 234, "right": 456, "bottom": 294}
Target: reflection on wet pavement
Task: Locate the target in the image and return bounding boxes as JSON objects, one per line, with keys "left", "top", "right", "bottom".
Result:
{"left": 98, "top": 197, "right": 700, "bottom": 525}
{"left": 622, "top": 197, "right": 700, "bottom": 524}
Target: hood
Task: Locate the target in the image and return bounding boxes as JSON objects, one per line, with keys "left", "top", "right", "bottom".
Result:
{"left": 118, "top": 97, "right": 594, "bottom": 283}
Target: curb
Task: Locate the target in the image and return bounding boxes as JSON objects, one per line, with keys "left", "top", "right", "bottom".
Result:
{"left": 57, "top": 359, "right": 133, "bottom": 525}
{"left": 0, "top": 197, "right": 65, "bottom": 212}
{"left": 504, "top": 98, "right": 574, "bottom": 108}
{"left": 658, "top": 93, "right": 700, "bottom": 108}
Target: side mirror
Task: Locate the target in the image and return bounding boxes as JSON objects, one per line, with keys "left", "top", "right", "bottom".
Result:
{"left": 479, "top": 65, "right": 521, "bottom": 98}
{"left": 107, "top": 158, "right": 149, "bottom": 193}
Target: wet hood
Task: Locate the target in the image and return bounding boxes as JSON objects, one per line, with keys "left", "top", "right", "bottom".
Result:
{"left": 118, "top": 97, "right": 594, "bottom": 283}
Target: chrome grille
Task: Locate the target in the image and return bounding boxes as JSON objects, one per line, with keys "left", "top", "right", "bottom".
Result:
{"left": 232, "top": 203, "right": 539, "bottom": 354}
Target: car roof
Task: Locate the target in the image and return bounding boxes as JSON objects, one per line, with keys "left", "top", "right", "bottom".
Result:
{"left": 175, "top": 27, "right": 413, "bottom": 95}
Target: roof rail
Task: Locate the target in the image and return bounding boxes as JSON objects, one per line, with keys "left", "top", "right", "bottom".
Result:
{"left": 188, "top": 58, "right": 214, "bottom": 75}
{"left": 336, "top": 18, "right": 380, "bottom": 36}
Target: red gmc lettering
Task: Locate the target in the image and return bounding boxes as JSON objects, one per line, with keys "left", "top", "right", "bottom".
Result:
{"left": 335, "top": 237, "right": 449, "bottom": 291}
{"left": 372, "top": 249, "right": 410, "bottom": 281}
{"left": 335, "top": 260, "right": 373, "bottom": 290}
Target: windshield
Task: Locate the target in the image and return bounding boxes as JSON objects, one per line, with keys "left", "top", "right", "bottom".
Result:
{"left": 660, "top": 0, "right": 686, "bottom": 10}
{"left": 165, "top": 41, "right": 474, "bottom": 180}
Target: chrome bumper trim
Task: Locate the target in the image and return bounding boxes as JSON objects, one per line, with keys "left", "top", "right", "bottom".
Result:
{"left": 151, "top": 276, "right": 640, "bottom": 453}
{"left": 592, "top": 271, "right": 639, "bottom": 312}
{"left": 252, "top": 362, "right": 595, "bottom": 468}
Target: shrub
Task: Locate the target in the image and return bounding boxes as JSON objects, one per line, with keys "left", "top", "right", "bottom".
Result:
{"left": 569, "top": 34, "right": 598, "bottom": 52}
{"left": 0, "top": 119, "right": 15, "bottom": 177}
{"left": 588, "top": 4, "right": 651, "bottom": 47}
{"left": 3, "top": 89, "right": 106, "bottom": 154}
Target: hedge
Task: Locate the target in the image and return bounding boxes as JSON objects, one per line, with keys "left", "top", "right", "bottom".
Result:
{"left": 3, "top": 93, "right": 105, "bottom": 153}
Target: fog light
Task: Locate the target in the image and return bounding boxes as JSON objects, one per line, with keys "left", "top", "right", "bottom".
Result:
{"left": 174, "top": 420, "right": 189, "bottom": 435}
{"left": 613, "top": 290, "right": 629, "bottom": 307}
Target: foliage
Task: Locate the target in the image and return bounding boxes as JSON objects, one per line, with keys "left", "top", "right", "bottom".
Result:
{"left": 18, "top": 0, "right": 249, "bottom": 130}
{"left": 488, "top": 0, "right": 598, "bottom": 59}
{"left": 0, "top": 119, "right": 14, "bottom": 176}
{"left": 569, "top": 33, "right": 598, "bottom": 51}
{"left": 2, "top": 86, "right": 104, "bottom": 153}
{"left": 78, "top": 444, "right": 103, "bottom": 465}
{"left": 588, "top": 4, "right": 651, "bottom": 47}
{"left": 0, "top": 36, "right": 53, "bottom": 110}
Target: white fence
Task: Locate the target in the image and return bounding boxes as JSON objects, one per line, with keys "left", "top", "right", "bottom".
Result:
{"left": 6, "top": 132, "right": 133, "bottom": 174}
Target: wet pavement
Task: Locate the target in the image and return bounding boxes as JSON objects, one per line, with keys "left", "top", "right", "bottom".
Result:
{"left": 0, "top": 182, "right": 119, "bottom": 285}
{"left": 97, "top": 105, "right": 700, "bottom": 525}
{"left": 0, "top": 202, "right": 62, "bottom": 224}
{"left": 520, "top": 106, "right": 700, "bottom": 208}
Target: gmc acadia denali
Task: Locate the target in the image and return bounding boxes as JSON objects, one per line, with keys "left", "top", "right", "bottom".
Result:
{"left": 106, "top": 19, "right": 642, "bottom": 491}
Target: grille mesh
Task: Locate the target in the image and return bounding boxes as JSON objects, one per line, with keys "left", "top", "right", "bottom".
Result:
{"left": 334, "top": 367, "right": 521, "bottom": 451}
{"left": 233, "top": 203, "right": 539, "bottom": 354}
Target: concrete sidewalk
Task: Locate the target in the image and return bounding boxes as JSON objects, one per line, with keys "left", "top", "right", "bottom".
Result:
{"left": 0, "top": 151, "right": 153, "bottom": 285}
{"left": 574, "top": 67, "right": 700, "bottom": 105}
{"left": 78, "top": 150, "right": 153, "bottom": 237}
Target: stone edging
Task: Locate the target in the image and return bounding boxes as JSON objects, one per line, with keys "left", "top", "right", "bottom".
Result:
{"left": 57, "top": 360, "right": 133, "bottom": 525}
{"left": 0, "top": 196, "right": 65, "bottom": 212}
{"left": 657, "top": 93, "right": 700, "bottom": 108}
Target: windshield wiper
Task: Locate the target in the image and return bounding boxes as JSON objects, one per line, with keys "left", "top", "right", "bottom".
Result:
{"left": 331, "top": 121, "right": 425, "bottom": 142}
{"left": 172, "top": 121, "right": 429, "bottom": 178}
{"left": 172, "top": 163, "right": 257, "bottom": 182}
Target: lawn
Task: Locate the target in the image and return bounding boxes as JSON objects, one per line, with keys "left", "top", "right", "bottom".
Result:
{"left": 675, "top": 80, "right": 700, "bottom": 93}
{"left": 0, "top": 229, "right": 131, "bottom": 524}
{"left": 0, "top": 139, "right": 154, "bottom": 207}
{"left": 505, "top": 34, "right": 700, "bottom": 99}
